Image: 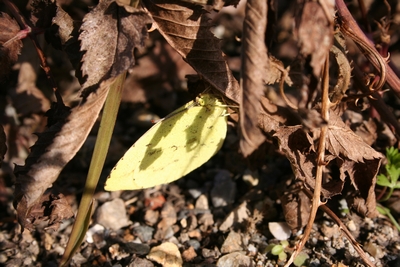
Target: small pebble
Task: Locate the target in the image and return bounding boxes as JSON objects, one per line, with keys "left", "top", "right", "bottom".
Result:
{"left": 147, "top": 242, "right": 183, "bottom": 267}
{"left": 217, "top": 252, "right": 252, "bottom": 267}
{"left": 144, "top": 209, "right": 159, "bottom": 226}
{"left": 124, "top": 242, "right": 150, "bottom": 255}
{"left": 219, "top": 202, "right": 249, "bottom": 231}
{"left": 221, "top": 231, "right": 243, "bottom": 253}
{"left": 211, "top": 170, "right": 236, "bottom": 208}
{"left": 129, "top": 257, "right": 154, "bottom": 267}
{"left": 247, "top": 243, "right": 257, "bottom": 256}
{"left": 195, "top": 194, "right": 209, "bottom": 210}
{"left": 198, "top": 213, "right": 214, "bottom": 229}
{"left": 86, "top": 224, "right": 105, "bottom": 243}
{"left": 268, "top": 222, "right": 291, "bottom": 240}
{"left": 133, "top": 225, "right": 154, "bottom": 243}
{"left": 185, "top": 239, "right": 201, "bottom": 250}
{"left": 182, "top": 246, "right": 197, "bottom": 262}
{"left": 202, "top": 247, "right": 221, "bottom": 258}
{"left": 95, "top": 198, "right": 130, "bottom": 230}
{"left": 242, "top": 169, "right": 259, "bottom": 186}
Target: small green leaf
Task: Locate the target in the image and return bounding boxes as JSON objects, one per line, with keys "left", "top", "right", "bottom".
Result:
{"left": 264, "top": 244, "right": 275, "bottom": 254}
{"left": 377, "top": 174, "right": 391, "bottom": 187}
{"left": 280, "top": 240, "right": 289, "bottom": 248}
{"left": 271, "top": 245, "right": 284, "bottom": 255}
{"left": 293, "top": 251, "right": 309, "bottom": 266}
{"left": 394, "top": 182, "right": 400, "bottom": 189}
{"left": 386, "top": 166, "right": 400, "bottom": 184}
{"left": 278, "top": 251, "right": 287, "bottom": 261}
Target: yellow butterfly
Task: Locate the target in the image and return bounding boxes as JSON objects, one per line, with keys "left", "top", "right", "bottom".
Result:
{"left": 104, "top": 94, "right": 228, "bottom": 191}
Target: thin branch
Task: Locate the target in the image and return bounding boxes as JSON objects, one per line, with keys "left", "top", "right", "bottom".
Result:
{"left": 336, "top": 0, "right": 400, "bottom": 98}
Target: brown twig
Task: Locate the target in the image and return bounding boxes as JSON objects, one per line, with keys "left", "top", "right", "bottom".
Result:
{"left": 336, "top": 0, "right": 400, "bottom": 98}
{"left": 302, "top": 187, "right": 376, "bottom": 267}
{"left": 284, "top": 53, "right": 331, "bottom": 267}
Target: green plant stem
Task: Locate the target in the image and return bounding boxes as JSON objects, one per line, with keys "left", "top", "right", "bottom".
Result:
{"left": 60, "top": 73, "right": 126, "bottom": 266}
{"left": 376, "top": 205, "right": 400, "bottom": 232}
{"left": 381, "top": 187, "right": 395, "bottom": 202}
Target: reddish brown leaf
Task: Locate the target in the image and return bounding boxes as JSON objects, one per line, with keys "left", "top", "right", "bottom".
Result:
{"left": 0, "top": 12, "right": 23, "bottom": 80}
{"left": 239, "top": 0, "right": 267, "bottom": 157}
{"left": 294, "top": 1, "right": 333, "bottom": 77}
{"left": 143, "top": 0, "right": 240, "bottom": 103}
{"left": 79, "top": 0, "right": 152, "bottom": 91}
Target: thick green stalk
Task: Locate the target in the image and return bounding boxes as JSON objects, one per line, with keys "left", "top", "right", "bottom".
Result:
{"left": 60, "top": 73, "right": 126, "bottom": 266}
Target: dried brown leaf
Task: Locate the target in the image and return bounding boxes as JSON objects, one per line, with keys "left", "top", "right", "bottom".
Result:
{"left": 239, "top": 0, "right": 267, "bottom": 157}
{"left": 144, "top": 0, "right": 240, "bottom": 103}
{"left": 341, "top": 159, "right": 380, "bottom": 218}
{"left": 294, "top": 1, "right": 332, "bottom": 77}
{"left": 50, "top": 6, "right": 82, "bottom": 70}
{"left": 13, "top": 80, "right": 111, "bottom": 230}
{"left": 281, "top": 187, "right": 311, "bottom": 233}
{"left": 316, "top": 110, "right": 383, "bottom": 163}
{"left": 274, "top": 111, "right": 382, "bottom": 217}
{"left": 0, "top": 12, "right": 22, "bottom": 80}
{"left": 79, "top": 0, "right": 152, "bottom": 92}
{"left": 264, "top": 56, "right": 287, "bottom": 86}
{"left": 23, "top": 193, "right": 74, "bottom": 231}
{"left": 258, "top": 97, "right": 301, "bottom": 134}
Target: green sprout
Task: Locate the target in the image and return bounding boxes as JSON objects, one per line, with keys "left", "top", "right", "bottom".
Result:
{"left": 376, "top": 147, "right": 400, "bottom": 232}
{"left": 265, "top": 240, "right": 289, "bottom": 263}
{"left": 265, "top": 240, "right": 309, "bottom": 266}
{"left": 377, "top": 147, "right": 400, "bottom": 201}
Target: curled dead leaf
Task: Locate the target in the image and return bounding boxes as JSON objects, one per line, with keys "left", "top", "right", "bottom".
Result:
{"left": 274, "top": 108, "right": 382, "bottom": 218}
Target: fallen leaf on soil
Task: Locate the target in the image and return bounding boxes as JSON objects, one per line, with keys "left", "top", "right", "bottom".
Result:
{"left": 21, "top": 193, "right": 74, "bottom": 231}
